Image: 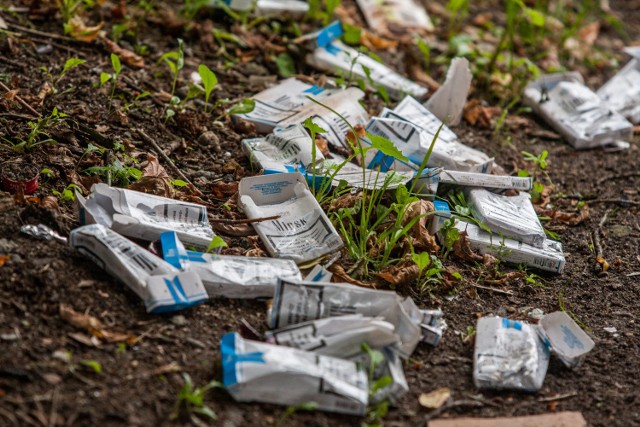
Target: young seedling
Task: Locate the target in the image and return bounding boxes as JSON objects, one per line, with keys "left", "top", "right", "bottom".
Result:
{"left": 197, "top": 64, "right": 218, "bottom": 113}
{"left": 276, "top": 402, "right": 318, "bottom": 427}
{"left": 158, "top": 39, "right": 185, "bottom": 120}
{"left": 170, "top": 373, "right": 223, "bottom": 422}
{"left": 100, "top": 54, "right": 122, "bottom": 111}
{"left": 361, "top": 342, "right": 391, "bottom": 427}
{"left": 1, "top": 107, "right": 67, "bottom": 152}
{"left": 206, "top": 235, "right": 227, "bottom": 253}
{"left": 55, "top": 57, "right": 86, "bottom": 91}
{"left": 52, "top": 183, "right": 83, "bottom": 203}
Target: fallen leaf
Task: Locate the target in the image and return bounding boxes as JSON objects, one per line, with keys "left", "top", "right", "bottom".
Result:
{"left": 213, "top": 222, "right": 255, "bottom": 237}
{"left": 60, "top": 304, "right": 131, "bottom": 343}
{"left": 597, "top": 256, "right": 609, "bottom": 272}
{"left": 0, "top": 255, "right": 10, "bottom": 267}
{"left": 329, "top": 263, "right": 371, "bottom": 287}
{"left": 128, "top": 154, "right": 174, "bottom": 197}
{"left": 67, "top": 15, "right": 104, "bottom": 43}
{"left": 402, "top": 200, "right": 440, "bottom": 253}
{"left": 360, "top": 31, "right": 398, "bottom": 50}
{"left": 452, "top": 230, "right": 484, "bottom": 262}
{"left": 376, "top": 263, "right": 420, "bottom": 286}
{"left": 36, "top": 82, "right": 53, "bottom": 106}
{"left": 419, "top": 387, "right": 451, "bottom": 409}
{"left": 102, "top": 37, "right": 145, "bottom": 68}
{"left": 483, "top": 271, "right": 525, "bottom": 286}
{"left": 211, "top": 181, "right": 238, "bottom": 198}
{"left": 463, "top": 99, "right": 501, "bottom": 128}
{"left": 41, "top": 195, "right": 60, "bottom": 211}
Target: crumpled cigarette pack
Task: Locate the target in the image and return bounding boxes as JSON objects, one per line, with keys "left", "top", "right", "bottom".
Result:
{"left": 268, "top": 279, "right": 436, "bottom": 356}
{"left": 77, "top": 183, "right": 215, "bottom": 250}
{"left": 537, "top": 311, "right": 595, "bottom": 368}
{"left": 466, "top": 189, "right": 546, "bottom": 248}
{"left": 160, "top": 231, "right": 301, "bottom": 298}
{"left": 70, "top": 224, "right": 208, "bottom": 313}
{"left": 455, "top": 221, "right": 565, "bottom": 273}
{"left": 473, "top": 316, "right": 550, "bottom": 391}
{"left": 217, "top": 0, "right": 308, "bottom": 15}
{"left": 234, "top": 77, "right": 368, "bottom": 149}
{"left": 597, "top": 46, "right": 640, "bottom": 123}
{"left": 221, "top": 332, "right": 369, "bottom": 415}
{"left": 523, "top": 72, "right": 633, "bottom": 149}
{"left": 239, "top": 173, "right": 343, "bottom": 264}
{"left": 307, "top": 22, "right": 428, "bottom": 100}
{"left": 355, "top": 0, "right": 433, "bottom": 32}
{"left": 438, "top": 170, "right": 532, "bottom": 191}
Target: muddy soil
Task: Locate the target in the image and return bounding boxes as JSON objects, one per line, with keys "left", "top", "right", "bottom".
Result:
{"left": 0, "top": 1, "right": 639, "bottom": 426}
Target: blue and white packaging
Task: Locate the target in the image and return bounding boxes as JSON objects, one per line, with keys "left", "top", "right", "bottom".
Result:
{"left": 239, "top": 173, "right": 343, "bottom": 264}
{"left": 524, "top": 72, "right": 633, "bottom": 149}
{"left": 597, "top": 46, "right": 640, "bottom": 124}
{"left": 355, "top": 0, "right": 433, "bottom": 32}
{"left": 473, "top": 316, "right": 550, "bottom": 392}
{"left": 212, "top": 0, "right": 308, "bottom": 15}
{"left": 160, "top": 231, "right": 301, "bottom": 298}
{"left": 221, "top": 332, "right": 369, "bottom": 415}
{"left": 304, "top": 264, "right": 333, "bottom": 282}
{"left": 77, "top": 183, "right": 215, "bottom": 250}
{"left": 537, "top": 311, "right": 595, "bottom": 369}
{"left": 233, "top": 77, "right": 368, "bottom": 149}
{"left": 438, "top": 169, "right": 533, "bottom": 191}
{"left": 70, "top": 224, "right": 208, "bottom": 313}
{"left": 428, "top": 200, "right": 451, "bottom": 235}
{"left": 306, "top": 22, "right": 428, "bottom": 100}
{"left": 466, "top": 189, "right": 546, "bottom": 248}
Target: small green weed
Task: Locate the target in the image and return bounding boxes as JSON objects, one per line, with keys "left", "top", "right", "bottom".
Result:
{"left": 170, "top": 373, "right": 223, "bottom": 422}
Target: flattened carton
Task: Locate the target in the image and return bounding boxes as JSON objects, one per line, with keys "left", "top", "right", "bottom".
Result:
{"left": 221, "top": 332, "right": 369, "bottom": 415}
{"left": 238, "top": 173, "right": 343, "bottom": 264}
{"left": 234, "top": 77, "right": 368, "bottom": 149}
{"left": 523, "top": 72, "right": 633, "bottom": 149}
{"left": 77, "top": 183, "right": 215, "bottom": 250}
{"left": 160, "top": 231, "right": 302, "bottom": 298}
{"left": 364, "top": 97, "right": 493, "bottom": 172}
{"left": 438, "top": 170, "right": 532, "bottom": 191}
{"left": 473, "top": 316, "right": 550, "bottom": 392}
{"left": 70, "top": 224, "right": 208, "bottom": 313}
{"left": 454, "top": 221, "right": 565, "bottom": 273}
{"left": 428, "top": 200, "right": 451, "bottom": 235}
{"left": 537, "top": 311, "right": 595, "bottom": 368}
{"left": 597, "top": 46, "right": 640, "bottom": 123}
{"left": 306, "top": 22, "right": 428, "bottom": 100}
{"left": 215, "top": 0, "right": 308, "bottom": 15}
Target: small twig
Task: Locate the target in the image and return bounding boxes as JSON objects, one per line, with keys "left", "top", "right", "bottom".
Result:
{"left": 136, "top": 129, "right": 205, "bottom": 198}
{"left": 0, "top": 81, "right": 41, "bottom": 117}
{"left": 593, "top": 208, "right": 611, "bottom": 260}
{"left": 596, "top": 172, "right": 640, "bottom": 185}
{"left": 209, "top": 215, "right": 280, "bottom": 224}
{"left": 469, "top": 283, "right": 514, "bottom": 295}
{"left": 587, "top": 199, "right": 640, "bottom": 206}
{"left": 538, "top": 391, "right": 577, "bottom": 402}
{"left": 6, "top": 21, "right": 78, "bottom": 43}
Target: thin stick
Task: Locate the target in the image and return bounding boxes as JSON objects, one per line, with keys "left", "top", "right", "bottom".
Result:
{"left": 587, "top": 199, "right": 640, "bottom": 206}
{"left": 596, "top": 172, "right": 640, "bottom": 185}
{"left": 470, "top": 283, "right": 514, "bottom": 295}
{"left": 6, "top": 21, "right": 78, "bottom": 43}
{"left": 136, "top": 129, "right": 205, "bottom": 198}
{"left": 0, "top": 81, "right": 41, "bottom": 117}
{"left": 209, "top": 215, "right": 280, "bottom": 224}
{"left": 538, "top": 391, "right": 577, "bottom": 402}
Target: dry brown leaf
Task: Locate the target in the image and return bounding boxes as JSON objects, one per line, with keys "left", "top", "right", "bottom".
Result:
{"left": 314, "top": 135, "right": 330, "bottom": 157}
{"left": 452, "top": 230, "right": 484, "bottom": 262}
{"left": 60, "top": 304, "right": 131, "bottom": 343}
{"left": 484, "top": 271, "right": 525, "bottom": 286}
{"left": 419, "top": 387, "right": 451, "bottom": 409}
{"left": 0, "top": 255, "right": 9, "bottom": 267}
{"left": 402, "top": 200, "right": 439, "bottom": 253}
{"left": 329, "top": 192, "right": 361, "bottom": 213}
{"left": 4, "top": 89, "right": 18, "bottom": 102}
{"left": 67, "top": 15, "right": 104, "bottom": 43}
{"left": 128, "top": 154, "right": 174, "bottom": 197}
{"left": 102, "top": 37, "right": 145, "bottom": 68}
{"left": 376, "top": 263, "right": 420, "bottom": 286}
{"left": 329, "top": 263, "right": 371, "bottom": 287}
{"left": 211, "top": 181, "right": 239, "bottom": 198}
{"left": 213, "top": 222, "right": 255, "bottom": 237}
{"left": 463, "top": 99, "right": 501, "bottom": 128}
{"left": 245, "top": 248, "right": 268, "bottom": 257}
{"left": 41, "top": 195, "right": 60, "bottom": 211}
{"left": 360, "top": 31, "right": 398, "bottom": 51}
{"left": 542, "top": 205, "right": 590, "bottom": 226}
{"left": 36, "top": 82, "right": 53, "bottom": 106}
{"left": 597, "top": 256, "right": 609, "bottom": 272}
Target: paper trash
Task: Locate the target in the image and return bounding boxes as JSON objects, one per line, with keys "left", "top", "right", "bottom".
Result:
{"left": 523, "top": 72, "right": 633, "bottom": 149}
{"left": 268, "top": 279, "right": 431, "bottom": 356}
{"left": 305, "top": 264, "right": 334, "bottom": 282}
{"left": 473, "top": 316, "right": 550, "bottom": 392}
{"left": 239, "top": 173, "right": 343, "bottom": 264}
{"left": 429, "top": 200, "right": 451, "bottom": 235}
{"left": 221, "top": 332, "right": 369, "bottom": 415}
{"left": 77, "top": 183, "right": 215, "bottom": 250}
{"left": 243, "top": 124, "right": 324, "bottom": 175}
{"left": 160, "top": 231, "right": 301, "bottom": 298}
{"left": 466, "top": 189, "right": 546, "bottom": 248}
{"left": 597, "top": 46, "right": 640, "bottom": 124}
{"left": 364, "top": 96, "right": 493, "bottom": 172}
{"left": 70, "top": 224, "right": 208, "bottom": 313}
{"left": 214, "top": 0, "right": 308, "bottom": 15}
{"left": 355, "top": 0, "right": 433, "bottom": 32}
{"left": 538, "top": 311, "right": 595, "bottom": 368}
{"left": 438, "top": 170, "right": 532, "bottom": 191}
{"left": 454, "top": 221, "right": 565, "bottom": 273}
{"left": 266, "top": 314, "right": 400, "bottom": 358}
{"left": 306, "top": 22, "right": 428, "bottom": 100}
{"left": 234, "top": 77, "right": 368, "bottom": 149}
{"left": 424, "top": 58, "right": 472, "bottom": 126}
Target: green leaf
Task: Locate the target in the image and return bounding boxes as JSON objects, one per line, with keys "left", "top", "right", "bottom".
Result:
{"left": 171, "top": 179, "right": 189, "bottom": 187}
{"left": 100, "top": 72, "right": 111, "bottom": 86}
{"left": 206, "top": 235, "right": 228, "bottom": 253}
{"left": 366, "top": 132, "right": 409, "bottom": 162}
{"left": 228, "top": 98, "right": 256, "bottom": 115}
{"left": 303, "top": 117, "right": 327, "bottom": 141}
{"left": 80, "top": 359, "right": 103, "bottom": 374}
{"left": 412, "top": 251, "right": 431, "bottom": 273}
{"left": 371, "top": 375, "right": 392, "bottom": 394}
{"left": 176, "top": 39, "right": 185, "bottom": 72}
{"left": 368, "top": 349, "right": 384, "bottom": 367}
{"left": 62, "top": 57, "right": 86, "bottom": 76}
{"left": 198, "top": 64, "right": 218, "bottom": 104}
{"left": 525, "top": 8, "right": 545, "bottom": 27}
{"left": 193, "top": 406, "right": 217, "bottom": 420}
{"left": 275, "top": 53, "right": 296, "bottom": 78}
{"left": 111, "top": 53, "right": 122, "bottom": 75}
{"left": 342, "top": 23, "right": 361, "bottom": 45}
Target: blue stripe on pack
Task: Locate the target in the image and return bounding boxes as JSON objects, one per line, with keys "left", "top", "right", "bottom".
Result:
{"left": 160, "top": 232, "right": 182, "bottom": 269}
{"left": 221, "top": 333, "right": 266, "bottom": 388}
{"left": 303, "top": 85, "right": 325, "bottom": 95}
{"left": 316, "top": 21, "right": 343, "bottom": 48}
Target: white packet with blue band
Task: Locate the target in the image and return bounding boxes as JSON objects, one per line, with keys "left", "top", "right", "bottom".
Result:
{"left": 70, "top": 224, "right": 207, "bottom": 313}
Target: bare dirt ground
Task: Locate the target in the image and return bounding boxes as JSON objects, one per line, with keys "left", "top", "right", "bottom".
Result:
{"left": 0, "top": 1, "right": 639, "bottom": 426}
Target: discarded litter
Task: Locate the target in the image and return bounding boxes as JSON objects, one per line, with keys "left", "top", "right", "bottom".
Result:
{"left": 70, "top": 224, "right": 208, "bottom": 313}
{"left": 424, "top": 57, "right": 472, "bottom": 127}
{"left": 438, "top": 170, "right": 532, "bottom": 191}
{"left": 538, "top": 311, "right": 595, "bottom": 368}
{"left": 304, "top": 264, "right": 333, "bottom": 282}
{"left": 233, "top": 77, "right": 368, "bottom": 149}
{"left": 160, "top": 231, "right": 302, "bottom": 298}
{"left": 427, "top": 411, "right": 587, "bottom": 427}
{"left": 523, "top": 72, "right": 633, "bottom": 150}
{"left": 466, "top": 189, "right": 546, "bottom": 248}
{"left": 211, "top": 0, "right": 308, "bottom": 15}
{"left": 20, "top": 224, "right": 67, "bottom": 243}
{"left": 238, "top": 173, "right": 343, "bottom": 264}
{"left": 221, "top": 332, "right": 369, "bottom": 415}
{"left": 597, "top": 46, "right": 640, "bottom": 124}
{"left": 77, "top": 183, "right": 215, "bottom": 250}
{"left": 355, "top": 0, "right": 434, "bottom": 33}
{"left": 306, "top": 22, "right": 428, "bottom": 100}
{"left": 473, "top": 316, "right": 550, "bottom": 391}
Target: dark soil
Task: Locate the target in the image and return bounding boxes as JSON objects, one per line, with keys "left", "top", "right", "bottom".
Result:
{"left": 0, "top": 1, "right": 639, "bottom": 426}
